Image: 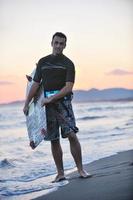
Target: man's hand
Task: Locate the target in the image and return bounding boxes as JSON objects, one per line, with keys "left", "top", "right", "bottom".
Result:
{"left": 23, "top": 105, "right": 29, "bottom": 116}
{"left": 41, "top": 82, "right": 74, "bottom": 107}
{"left": 41, "top": 97, "right": 53, "bottom": 107}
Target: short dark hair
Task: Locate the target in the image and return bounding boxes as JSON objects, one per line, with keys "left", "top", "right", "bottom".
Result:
{"left": 52, "top": 32, "right": 67, "bottom": 42}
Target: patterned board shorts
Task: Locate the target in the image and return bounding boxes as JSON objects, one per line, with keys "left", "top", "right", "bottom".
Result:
{"left": 45, "top": 98, "right": 78, "bottom": 141}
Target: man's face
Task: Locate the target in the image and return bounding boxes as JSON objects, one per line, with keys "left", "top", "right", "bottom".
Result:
{"left": 51, "top": 36, "right": 66, "bottom": 55}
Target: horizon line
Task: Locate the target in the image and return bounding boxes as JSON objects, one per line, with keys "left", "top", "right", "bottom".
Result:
{"left": 0, "top": 87, "right": 133, "bottom": 105}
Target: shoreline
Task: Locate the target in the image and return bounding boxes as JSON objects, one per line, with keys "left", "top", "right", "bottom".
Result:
{"left": 32, "top": 150, "right": 133, "bottom": 200}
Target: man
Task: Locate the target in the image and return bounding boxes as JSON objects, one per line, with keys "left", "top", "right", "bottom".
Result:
{"left": 23, "top": 32, "right": 91, "bottom": 182}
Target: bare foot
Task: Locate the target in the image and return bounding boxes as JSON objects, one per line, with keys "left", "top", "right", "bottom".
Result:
{"left": 52, "top": 174, "right": 66, "bottom": 183}
{"left": 78, "top": 169, "right": 92, "bottom": 178}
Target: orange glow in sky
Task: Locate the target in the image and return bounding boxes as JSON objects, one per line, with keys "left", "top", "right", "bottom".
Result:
{"left": 0, "top": 0, "right": 133, "bottom": 103}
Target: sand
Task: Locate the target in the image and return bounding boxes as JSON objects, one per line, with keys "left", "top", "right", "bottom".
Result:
{"left": 33, "top": 150, "right": 133, "bottom": 200}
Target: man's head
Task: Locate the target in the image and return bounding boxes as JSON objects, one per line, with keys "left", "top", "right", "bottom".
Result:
{"left": 51, "top": 32, "right": 67, "bottom": 55}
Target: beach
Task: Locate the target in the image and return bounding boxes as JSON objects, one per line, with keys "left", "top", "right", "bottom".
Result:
{"left": 33, "top": 150, "right": 133, "bottom": 200}
{"left": 0, "top": 101, "right": 133, "bottom": 199}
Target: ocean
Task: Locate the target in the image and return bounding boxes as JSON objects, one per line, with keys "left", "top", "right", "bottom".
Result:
{"left": 0, "top": 101, "right": 133, "bottom": 199}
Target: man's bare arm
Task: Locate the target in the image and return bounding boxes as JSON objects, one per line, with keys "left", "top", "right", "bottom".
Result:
{"left": 23, "top": 81, "right": 40, "bottom": 115}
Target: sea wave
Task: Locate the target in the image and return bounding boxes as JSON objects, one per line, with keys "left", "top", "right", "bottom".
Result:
{"left": 87, "top": 106, "right": 133, "bottom": 112}
{"left": 0, "top": 121, "right": 26, "bottom": 129}
{"left": 0, "top": 159, "right": 15, "bottom": 169}
{"left": 0, "top": 182, "right": 54, "bottom": 196}
{"left": 0, "top": 174, "right": 68, "bottom": 197}
{"left": 125, "top": 119, "right": 133, "bottom": 126}
{"left": 77, "top": 115, "right": 107, "bottom": 121}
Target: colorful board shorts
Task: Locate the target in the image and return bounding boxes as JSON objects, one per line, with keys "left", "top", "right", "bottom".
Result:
{"left": 45, "top": 96, "right": 78, "bottom": 141}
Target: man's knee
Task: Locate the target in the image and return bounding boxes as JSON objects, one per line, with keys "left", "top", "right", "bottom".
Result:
{"left": 68, "top": 132, "right": 78, "bottom": 141}
{"left": 51, "top": 139, "right": 60, "bottom": 146}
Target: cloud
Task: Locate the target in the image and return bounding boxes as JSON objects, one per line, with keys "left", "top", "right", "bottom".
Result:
{"left": 106, "top": 69, "right": 133, "bottom": 76}
{"left": 0, "top": 81, "right": 14, "bottom": 85}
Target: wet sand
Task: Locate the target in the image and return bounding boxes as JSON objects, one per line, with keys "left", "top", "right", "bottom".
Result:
{"left": 33, "top": 150, "right": 133, "bottom": 200}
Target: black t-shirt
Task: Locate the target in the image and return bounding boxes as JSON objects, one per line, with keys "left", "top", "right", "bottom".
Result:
{"left": 33, "top": 54, "right": 75, "bottom": 91}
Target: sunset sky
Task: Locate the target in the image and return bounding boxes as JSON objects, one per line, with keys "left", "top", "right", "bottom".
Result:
{"left": 0, "top": 0, "right": 133, "bottom": 103}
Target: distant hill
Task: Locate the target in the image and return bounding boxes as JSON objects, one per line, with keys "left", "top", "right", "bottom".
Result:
{"left": 1, "top": 88, "right": 133, "bottom": 105}
{"left": 73, "top": 88, "right": 133, "bottom": 102}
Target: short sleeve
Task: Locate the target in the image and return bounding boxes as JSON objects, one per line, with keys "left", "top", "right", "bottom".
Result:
{"left": 33, "top": 61, "right": 42, "bottom": 83}
{"left": 66, "top": 62, "right": 75, "bottom": 83}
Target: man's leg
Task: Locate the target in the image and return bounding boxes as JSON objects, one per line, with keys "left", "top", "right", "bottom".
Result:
{"left": 51, "top": 139, "right": 65, "bottom": 182}
{"left": 68, "top": 132, "right": 91, "bottom": 177}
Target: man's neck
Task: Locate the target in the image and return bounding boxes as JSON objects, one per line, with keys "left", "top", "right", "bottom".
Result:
{"left": 52, "top": 53, "right": 63, "bottom": 56}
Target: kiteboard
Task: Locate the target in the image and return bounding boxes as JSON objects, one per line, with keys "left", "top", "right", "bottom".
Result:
{"left": 25, "top": 69, "right": 47, "bottom": 149}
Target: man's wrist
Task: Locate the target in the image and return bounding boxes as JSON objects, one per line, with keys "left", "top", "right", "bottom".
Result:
{"left": 49, "top": 96, "right": 55, "bottom": 103}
